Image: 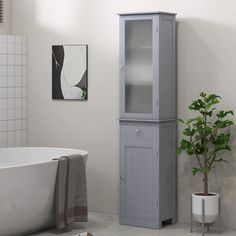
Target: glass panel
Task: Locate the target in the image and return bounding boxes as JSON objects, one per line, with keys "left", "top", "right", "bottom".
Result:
{"left": 125, "top": 19, "right": 153, "bottom": 114}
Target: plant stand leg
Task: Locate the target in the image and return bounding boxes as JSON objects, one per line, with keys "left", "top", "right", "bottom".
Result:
{"left": 202, "top": 199, "right": 205, "bottom": 236}
{"left": 218, "top": 197, "right": 221, "bottom": 234}
{"left": 191, "top": 196, "right": 193, "bottom": 233}
{"left": 207, "top": 224, "right": 210, "bottom": 232}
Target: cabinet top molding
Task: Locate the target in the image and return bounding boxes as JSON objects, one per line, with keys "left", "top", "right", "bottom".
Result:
{"left": 117, "top": 11, "right": 177, "bottom": 16}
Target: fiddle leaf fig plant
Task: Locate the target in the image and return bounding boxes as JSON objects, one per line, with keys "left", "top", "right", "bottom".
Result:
{"left": 177, "top": 92, "right": 234, "bottom": 196}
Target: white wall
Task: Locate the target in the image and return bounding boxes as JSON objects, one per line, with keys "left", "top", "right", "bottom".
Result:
{"left": 0, "top": 0, "right": 11, "bottom": 35}
{"left": 11, "top": 0, "right": 236, "bottom": 228}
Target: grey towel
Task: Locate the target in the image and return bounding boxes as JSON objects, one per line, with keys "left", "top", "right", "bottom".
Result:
{"left": 54, "top": 154, "right": 88, "bottom": 231}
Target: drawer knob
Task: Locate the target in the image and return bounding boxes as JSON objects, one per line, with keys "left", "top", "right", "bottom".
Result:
{"left": 135, "top": 128, "right": 140, "bottom": 133}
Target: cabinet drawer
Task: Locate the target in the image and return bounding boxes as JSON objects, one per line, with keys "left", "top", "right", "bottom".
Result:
{"left": 120, "top": 122, "right": 157, "bottom": 141}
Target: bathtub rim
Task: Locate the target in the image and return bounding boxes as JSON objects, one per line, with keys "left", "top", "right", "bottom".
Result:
{"left": 0, "top": 147, "right": 88, "bottom": 170}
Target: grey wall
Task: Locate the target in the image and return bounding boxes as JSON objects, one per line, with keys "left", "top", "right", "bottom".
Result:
{"left": 11, "top": 0, "right": 236, "bottom": 229}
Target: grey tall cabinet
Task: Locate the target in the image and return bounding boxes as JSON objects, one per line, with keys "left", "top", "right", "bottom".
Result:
{"left": 119, "top": 12, "right": 177, "bottom": 229}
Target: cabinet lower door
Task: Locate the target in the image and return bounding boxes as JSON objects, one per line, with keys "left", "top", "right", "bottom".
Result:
{"left": 119, "top": 141, "right": 160, "bottom": 228}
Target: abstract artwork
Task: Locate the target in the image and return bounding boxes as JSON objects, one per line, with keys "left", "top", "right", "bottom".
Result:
{"left": 52, "top": 45, "right": 88, "bottom": 100}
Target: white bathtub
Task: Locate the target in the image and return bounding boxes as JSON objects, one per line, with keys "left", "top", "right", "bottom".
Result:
{"left": 0, "top": 147, "right": 88, "bottom": 236}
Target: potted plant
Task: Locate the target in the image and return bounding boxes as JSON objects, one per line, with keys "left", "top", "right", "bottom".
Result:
{"left": 177, "top": 92, "right": 234, "bottom": 223}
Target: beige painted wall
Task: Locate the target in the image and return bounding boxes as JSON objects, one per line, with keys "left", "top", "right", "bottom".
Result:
{"left": 11, "top": 0, "right": 236, "bottom": 228}
{"left": 0, "top": 0, "right": 11, "bottom": 34}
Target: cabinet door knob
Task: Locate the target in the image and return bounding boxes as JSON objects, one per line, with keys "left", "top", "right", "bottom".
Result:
{"left": 120, "top": 176, "right": 125, "bottom": 182}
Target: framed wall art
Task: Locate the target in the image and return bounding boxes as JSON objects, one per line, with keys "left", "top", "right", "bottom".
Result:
{"left": 52, "top": 44, "right": 88, "bottom": 100}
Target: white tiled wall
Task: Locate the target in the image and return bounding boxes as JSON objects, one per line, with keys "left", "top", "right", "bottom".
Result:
{"left": 0, "top": 35, "right": 28, "bottom": 147}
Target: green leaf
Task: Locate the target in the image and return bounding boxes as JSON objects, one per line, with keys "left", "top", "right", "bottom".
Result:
{"left": 214, "top": 158, "right": 228, "bottom": 163}
{"left": 177, "top": 118, "right": 185, "bottom": 124}
{"left": 186, "top": 149, "right": 194, "bottom": 155}
{"left": 211, "top": 133, "right": 230, "bottom": 145}
{"left": 192, "top": 167, "right": 201, "bottom": 176}
{"left": 200, "top": 110, "right": 213, "bottom": 117}
{"left": 216, "top": 110, "right": 234, "bottom": 118}
{"left": 201, "top": 167, "right": 212, "bottom": 174}
{"left": 204, "top": 94, "right": 221, "bottom": 108}
{"left": 189, "top": 99, "right": 205, "bottom": 111}
{"left": 200, "top": 92, "right": 206, "bottom": 98}
{"left": 176, "top": 147, "right": 182, "bottom": 155}
{"left": 214, "top": 120, "right": 234, "bottom": 129}
{"left": 177, "top": 139, "right": 195, "bottom": 156}
{"left": 186, "top": 116, "right": 203, "bottom": 125}
{"left": 195, "top": 142, "right": 204, "bottom": 154}
{"left": 212, "top": 144, "right": 231, "bottom": 154}
{"left": 183, "top": 128, "right": 195, "bottom": 136}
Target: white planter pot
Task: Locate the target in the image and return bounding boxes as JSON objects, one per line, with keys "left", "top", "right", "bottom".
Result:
{"left": 192, "top": 192, "right": 219, "bottom": 223}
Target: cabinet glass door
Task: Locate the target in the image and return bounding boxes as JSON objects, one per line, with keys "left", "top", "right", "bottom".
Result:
{"left": 122, "top": 18, "right": 153, "bottom": 118}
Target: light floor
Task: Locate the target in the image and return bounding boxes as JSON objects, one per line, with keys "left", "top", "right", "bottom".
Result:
{"left": 31, "top": 212, "right": 236, "bottom": 236}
